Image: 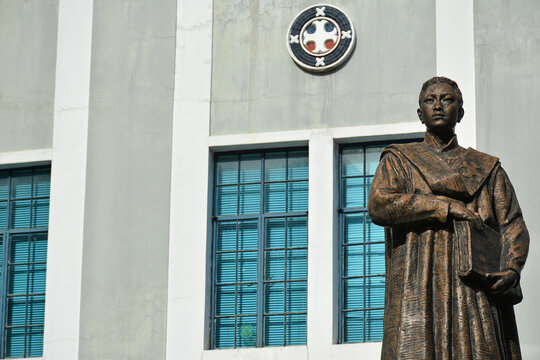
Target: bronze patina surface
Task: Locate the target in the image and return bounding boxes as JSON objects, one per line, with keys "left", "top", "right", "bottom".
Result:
{"left": 368, "top": 77, "right": 529, "bottom": 359}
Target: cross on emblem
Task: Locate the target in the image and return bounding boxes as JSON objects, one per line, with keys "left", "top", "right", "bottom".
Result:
{"left": 289, "top": 34, "right": 299, "bottom": 44}
{"left": 302, "top": 19, "right": 339, "bottom": 55}
{"left": 341, "top": 30, "right": 352, "bottom": 39}
{"left": 315, "top": 57, "right": 325, "bottom": 66}
{"left": 316, "top": 7, "right": 326, "bottom": 16}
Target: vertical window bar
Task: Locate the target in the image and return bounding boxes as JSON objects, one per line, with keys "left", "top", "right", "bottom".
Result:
{"left": 340, "top": 214, "right": 345, "bottom": 342}
{"left": 213, "top": 158, "right": 218, "bottom": 219}
{"left": 211, "top": 219, "right": 217, "bottom": 349}
{"left": 25, "top": 172, "right": 34, "bottom": 357}
{"left": 30, "top": 169, "right": 35, "bottom": 228}
{"left": 256, "top": 154, "right": 265, "bottom": 347}
{"left": 2, "top": 173, "right": 13, "bottom": 358}
{"left": 0, "top": 232, "right": 8, "bottom": 359}
{"left": 0, "top": 172, "right": 12, "bottom": 358}
{"left": 283, "top": 218, "right": 288, "bottom": 346}
{"left": 6, "top": 174, "right": 12, "bottom": 232}
{"left": 338, "top": 150, "right": 343, "bottom": 344}
{"left": 256, "top": 218, "right": 264, "bottom": 347}
{"left": 211, "top": 157, "right": 218, "bottom": 350}
{"left": 363, "top": 146, "right": 367, "bottom": 207}
{"left": 22, "top": 233, "right": 30, "bottom": 357}
{"left": 236, "top": 155, "right": 240, "bottom": 216}
{"left": 363, "top": 147, "right": 367, "bottom": 342}
{"left": 234, "top": 220, "right": 239, "bottom": 348}
{"left": 285, "top": 151, "right": 289, "bottom": 212}
{"left": 283, "top": 152, "right": 289, "bottom": 346}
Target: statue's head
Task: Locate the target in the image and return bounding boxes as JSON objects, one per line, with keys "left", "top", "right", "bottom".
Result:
{"left": 417, "top": 76, "right": 464, "bottom": 137}
{"left": 418, "top": 77, "right": 463, "bottom": 108}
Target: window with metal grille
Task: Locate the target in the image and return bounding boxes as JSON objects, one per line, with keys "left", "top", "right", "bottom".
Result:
{"left": 338, "top": 141, "right": 419, "bottom": 343}
{"left": 0, "top": 167, "right": 50, "bottom": 358}
{"left": 211, "top": 149, "right": 308, "bottom": 349}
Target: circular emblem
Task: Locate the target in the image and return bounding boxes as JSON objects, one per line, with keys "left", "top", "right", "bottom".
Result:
{"left": 287, "top": 4, "right": 355, "bottom": 72}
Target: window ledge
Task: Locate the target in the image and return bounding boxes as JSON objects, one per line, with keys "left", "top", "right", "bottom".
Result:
{"left": 330, "top": 342, "right": 382, "bottom": 358}
{"left": 201, "top": 343, "right": 382, "bottom": 359}
{"left": 203, "top": 345, "right": 307, "bottom": 360}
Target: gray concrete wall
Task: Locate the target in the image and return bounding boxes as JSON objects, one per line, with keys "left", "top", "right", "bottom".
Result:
{"left": 0, "top": 0, "right": 57, "bottom": 152}
{"left": 474, "top": 1, "right": 540, "bottom": 357}
{"left": 78, "top": 1, "right": 176, "bottom": 359}
{"left": 210, "top": 0, "right": 436, "bottom": 135}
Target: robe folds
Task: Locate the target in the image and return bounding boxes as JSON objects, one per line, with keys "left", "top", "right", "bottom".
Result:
{"left": 368, "top": 133, "right": 529, "bottom": 360}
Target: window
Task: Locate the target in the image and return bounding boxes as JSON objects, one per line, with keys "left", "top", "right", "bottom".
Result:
{"left": 338, "top": 141, "right": 420, "bottom": 343}
{"left": 211, "top": 149, "right": 308, "bottom": 349}
{"left": 338, "top": 144, "right": 386, "bottom": 343}
{"left": 0, "top": 167, "right": 50, "bottom": 358}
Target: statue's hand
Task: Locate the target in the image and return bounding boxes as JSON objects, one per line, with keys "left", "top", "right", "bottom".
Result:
{"left": 449, "top": 201, "right": 483, "bottom": 230}
{"left": 485, "top": 269, "right": 519, "bottom": 295}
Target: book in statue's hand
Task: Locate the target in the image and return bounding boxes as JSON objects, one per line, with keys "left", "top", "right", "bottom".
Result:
{"left": 454, "top": 220, "right": 523, "bottom": 305}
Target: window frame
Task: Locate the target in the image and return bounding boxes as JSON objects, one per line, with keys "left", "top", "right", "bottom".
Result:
{"left": 0, "top": 166, "right": 50, "bottom": 358}
{"left": 210, "top": 148, "right": 309, "bottom": 349}
{"left": 337, "top": 140, "right": 420, "bottom": 344}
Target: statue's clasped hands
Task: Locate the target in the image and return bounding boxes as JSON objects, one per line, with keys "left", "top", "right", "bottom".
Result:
{"left": 449, "top": 200, "right": 519, "bottom": 295}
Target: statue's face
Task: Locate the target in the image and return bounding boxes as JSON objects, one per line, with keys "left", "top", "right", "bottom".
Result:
{"left": 417, "top": 83, "right": 464, "bottom": 136}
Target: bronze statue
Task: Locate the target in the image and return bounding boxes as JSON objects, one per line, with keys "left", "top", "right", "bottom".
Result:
{"left": 368, "top": 77, "right": 529, "bottom": 359}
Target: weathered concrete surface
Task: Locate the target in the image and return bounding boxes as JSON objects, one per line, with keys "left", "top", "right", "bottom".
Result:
{"left": 0, "top": 0, "right": 58, "bottom": 151}
{"left": 78, "top": 1, "right": 176, "bottom": 359}
{"left": 475, "top": 1, "right": 540, "bottom": 358}
{"left": 211, "top": 0, "right": 436, "bottom": 135}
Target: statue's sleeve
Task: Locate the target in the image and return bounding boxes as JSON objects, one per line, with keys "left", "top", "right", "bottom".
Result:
{"left": 491, "top": 166, "right": 529, "bottom": 274}
{"left": 368, "top": 151, "right": 452, "bottom": 227}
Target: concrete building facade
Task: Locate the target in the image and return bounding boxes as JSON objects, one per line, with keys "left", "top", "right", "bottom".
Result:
{"left": 0, "top": 0, "right": 538, "bottom": 359}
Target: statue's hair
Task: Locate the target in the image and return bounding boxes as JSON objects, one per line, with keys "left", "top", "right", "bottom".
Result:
{"left": 418, "top": 76, "right": 463, "bottom": 108}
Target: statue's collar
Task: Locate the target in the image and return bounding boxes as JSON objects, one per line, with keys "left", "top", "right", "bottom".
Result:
{"left": 424, "top": 131, "right": 458, "bottom": 152}
{"left": 384, "top": 142, "right": 499, "bottom": 199}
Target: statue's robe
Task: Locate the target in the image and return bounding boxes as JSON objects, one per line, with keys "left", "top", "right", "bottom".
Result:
{"left": 368, "top": 132, "right": 529, "bottom": 360}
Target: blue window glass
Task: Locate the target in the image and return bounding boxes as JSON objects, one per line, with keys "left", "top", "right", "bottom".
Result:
{"left": 212, "top": 149, "right": 308, "bottom": 348}
{"left": 338, "top": 142, "right": 418, "bottom": 343}
{"left": 0, "top": 167, "right": 50, "bottom": 358}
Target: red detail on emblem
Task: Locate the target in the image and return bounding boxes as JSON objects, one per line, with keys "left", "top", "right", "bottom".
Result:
{"left": 325, "top": 40, "right": 335, "bottom": 50}
{"left": 306, "top": 42, "right": 316, "bottom": 52}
